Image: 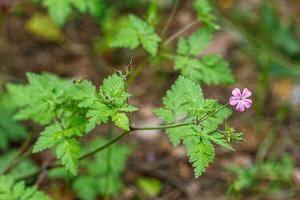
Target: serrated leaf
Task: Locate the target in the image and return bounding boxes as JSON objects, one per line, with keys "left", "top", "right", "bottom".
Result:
{"left": 174, "top": 55, "right": 235, "bottom": 84}
{"left": 206, "top": 132, "right": 234, "bottom": 150}
{"left": 110, "top": 28, "right": 139, "bottom": 49}
{"left": 0, "top": 175, "right": 51, "bottom": 200}
{"left": 111, "top": 14, "right": 161, "bottom": 56}
{"left": 112, "top": 112, "right": 129, "bottom": 131}
{"left": 40, "top": 0, "right": 104, "bottom": 26}
{"left": 56, "top": 139, "right": 80, "bottom": 175}
{"left": 177, "top": 28, "right": 212, "bottom": 56}
{"left": 174, "top": 27, "right": 234, "bottom": 84}
{"left": 184, "top": 137, "right": 215, "bottom": 178}
{"left": 69, "top": 80, "right": 97, "bottom": 108}
{"left": 193, "top": 0, "right": 219, "bottom": 29}
{"left": 155, "top": 76, "right": 204, "bottom": 124}
{"left": 86, "top": 102, "right": 111, "bottom": 131}
{"left": 0, "top": 92, "right": 27, "bottom": 150}
{"left": 99, "top": 74, "right": 129, "bottom": 103}
{"left": 156, "top": 76, "right": 233, "bottom": 177}
{"left": 7, "top": 72, "right": 72, "bottom": 125}
{"left": 33, "top": 123, "right": 63, "bottom": 153}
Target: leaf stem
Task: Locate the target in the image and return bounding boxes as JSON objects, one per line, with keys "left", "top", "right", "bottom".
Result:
{"left": 163, "top": 19, "right": 199, "bottom": 47}
{"left": 2, "top": 135, "right": 32, "bottom": 175}
{"left": 130, "top": 121, "right": 190, "bottom": 131}
{"left": 15, "top": 103, "right": 229, "bottom": 181}
{"left": 160, "top": 0, "right": 180, "bottom": 36}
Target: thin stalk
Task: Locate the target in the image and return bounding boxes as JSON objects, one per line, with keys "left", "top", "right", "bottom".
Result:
{"left": 104, "top": 125, "right": 113, "bottom": 200}
{"left": 160, "top": 0, "right": 180, "bottom": 36}
{"left": 130, "top": 121, "right": 191, "bottom": 131}
{"left": 163, "top": 20, "right": 198, "bottom": 47}
{"left": 2, "top": 136, "right": 32, "bottom": 175}
{"left": 127, "top": 57, "right": 151, "bottom": 86}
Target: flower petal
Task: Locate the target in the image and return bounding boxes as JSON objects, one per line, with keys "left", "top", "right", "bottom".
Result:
{"left": 242, "top": 88, "right": 252, "bottom": 98}
{"left": 232, "top": 88, "right": 241, "bottom": 98}
{"left": 243, "top": 99, "right": 252, "bottom": 108}
{"left": 229, "top": 97, "right": 239, "bottom": 105}
{"left": 236, "top": 101, "right": 245, "bottom": 112}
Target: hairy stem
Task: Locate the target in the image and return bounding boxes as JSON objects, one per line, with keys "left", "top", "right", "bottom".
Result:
{"left": 15, "top": 104, "right": 229, "bottom": 181}
{"left": 130, "top": 121, "right": 190, "bottom": 131}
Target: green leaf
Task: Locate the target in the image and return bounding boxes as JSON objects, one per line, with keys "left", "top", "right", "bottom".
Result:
{"left": 33, "top": 123, "right": 63, "bottom": 153}
{"left": 7, "top": 72, "right": 72, "bottom": 125}
{"left": 174, "top": 29, "right": 234, "bottom": 84}
{"left": 111, "top": 14, "right": 161, "bottom": 56}
{"left": 184, "top": 137, "right": 215, "bottom": 178}
{"left": 40, "top": 0, "right": 104, "bottom": 26}
{"left": 86, "top": 73, "right": 137, "bottom": 131}
{"left": 155, "top": 75, "right": 204, "bottom": 123}
{"left": 0, "top": 175, "right": 51, "bottom": 200}
{"left": 99, "top": 74, "right": 129, "bottom": 103}
{"left": 155, "top": 76, "right": 233, "bottom": 177}
{"left": 69, "top": 80, "right": 97, "bottom": 108}
{"left": 110, "top": 28, "right": 139, "bottom": 49}
{"left": 137, "top": 177, "right": 162, "bottom": 197}
{"left": 56, "top": 139, "right": 80, "bottom": 175}
{"left": 0, "top": 92, "right": 27, "bottom": 150}
{"left": 86, "top": 102, "right": 111, "bottom": 131}
{"left": 26, "top": 13, "right": 63, "bottom": 42}
{"left": 51, "top": 137, "right": 132, "bottom": 199}
{"left": 205, "top": 132, "right": 234, "bottom": 150}
{"left": 112, "top": 112, "right": 129, "bottom": 131}
{"left": 177, "top": 28, "right": 212, "bottom": 56}
{"left": 193, "top": 0, "right": 219, "bottom": 30}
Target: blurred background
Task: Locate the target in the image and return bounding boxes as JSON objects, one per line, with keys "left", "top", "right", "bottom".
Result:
{"left": 0, "top": 0, "right": 300, "bottom": 199}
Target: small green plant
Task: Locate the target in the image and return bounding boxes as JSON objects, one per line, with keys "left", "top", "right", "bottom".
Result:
{"left": 0, "top": 175, "right": 51, "bottom": 199}
{"left": 48, "top": 137, "right": 131, "bottom": 199}
{"left": 0, "top": 0, "right": 252, "bottom": 199}
{"left": 0, "top": 90, "right": 27, "bottom": 150}
{"left": 226, "top": 155, "right": 295, "bottom": 197}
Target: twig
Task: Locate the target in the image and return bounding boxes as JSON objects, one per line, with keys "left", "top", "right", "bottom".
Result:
{"left": 163, "top": 20, "right": 199, "bottom": 47}
{"left": 35, "top": 156, "right": 54, "bottom": 186}
{"left": 2, "top": 136, "right": 32, "bottom": 175}
{"left": 160, "top": 0, "right": 180, "bottom": 36}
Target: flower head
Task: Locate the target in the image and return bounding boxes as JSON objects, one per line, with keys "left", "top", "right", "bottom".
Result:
{"left": 229, "top": 88, "right": 252, "bottom": 112}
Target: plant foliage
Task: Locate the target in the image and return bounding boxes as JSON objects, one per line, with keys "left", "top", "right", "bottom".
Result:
{"left": 155, "top": 76, "right": 236, "bottom": 177}
{"left": 37, "top": 0, "right": 105, "bottom": 26}
{"left": 48, "top": 137, "right": 131, "bottom": 200}
{"left": 111, "top": 14, "right": 161, "bottom": 56}
{"left": 174, "top": 28, "right": 235, "bottom": 84}
{"left": 7, "top": 72, "right": 137, "bottom": 175}
{"left": 0, "top": 175, "right": 51, "bottom": 200}
{"left": 0, "top": 91, "right": 27, "bottom": 150}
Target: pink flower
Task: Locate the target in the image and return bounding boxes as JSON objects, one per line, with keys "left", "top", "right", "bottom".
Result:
{"left": 229, "top": 88, "right": 252, "bottom": 112}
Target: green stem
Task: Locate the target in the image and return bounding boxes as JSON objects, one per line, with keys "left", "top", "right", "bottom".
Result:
{"left": 104, "top": 125, "right": 113, "bottom": 200}
{"left": 15, "top": 104, "right": 229, "bottom": 181}
{"left": 130, "top": 121, "right": 191, "bottom": 131}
